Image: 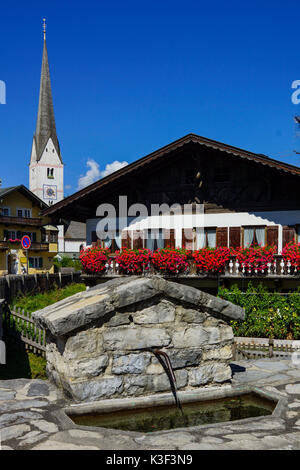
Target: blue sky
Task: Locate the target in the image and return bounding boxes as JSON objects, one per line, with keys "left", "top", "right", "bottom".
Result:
{"left": 0, "top": 0, "right": 299, "bottom": 195}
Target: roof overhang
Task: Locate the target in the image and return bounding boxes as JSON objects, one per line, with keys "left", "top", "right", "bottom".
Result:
{"left": 42, "top": 133, "right": 300, "bottom": 221}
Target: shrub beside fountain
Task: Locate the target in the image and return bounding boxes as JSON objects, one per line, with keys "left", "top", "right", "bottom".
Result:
{"left": 32, "top": 276, "right": 245, "bottom": 403}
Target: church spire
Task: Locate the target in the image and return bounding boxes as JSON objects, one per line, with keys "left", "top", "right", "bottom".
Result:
{"left": 33, "top": 19, "right": 62, "bottom": 163}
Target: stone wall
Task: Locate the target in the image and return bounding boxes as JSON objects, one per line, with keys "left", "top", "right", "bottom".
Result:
{"left": 45, "top": 296, "right": 235, "bottom": 403}
{"left": 33, "top": 276, "right": 244, "bottom": 403}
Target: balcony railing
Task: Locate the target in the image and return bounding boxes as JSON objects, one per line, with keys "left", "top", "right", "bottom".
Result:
{"left": 0, "top": 241, "right": 49, "bottom": 251}
{"left": 0, "top": 215, "right": 42, "bottom": 227}
{"left": 82, "top": 254, "right": 300, "bottom": 278}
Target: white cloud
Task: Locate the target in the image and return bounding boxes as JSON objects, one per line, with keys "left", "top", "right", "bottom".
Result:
{"left": 77, "top": 159, "right": 101, "bottom": 190}
{"left": 100, "top": 160, "right": 128, "bottom": 178}
{"left": 77, "top": 159, "right": 128, "bottom": 190}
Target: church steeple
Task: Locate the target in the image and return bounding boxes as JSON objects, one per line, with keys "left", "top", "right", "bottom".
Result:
{"left": 33, "top": 19, "right": 62, "bottom": 163}
{"left": 29, "top": 19, "right": 64, "bottom": 204}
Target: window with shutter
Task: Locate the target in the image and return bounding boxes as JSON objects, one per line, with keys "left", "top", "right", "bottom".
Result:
{"left": 266, "top": 226, "right": 279, "bottom": 248}
{"left": 133, "top": 230, "right": 144, "bottom": 250}
{"left": 216, "top": 227, "right": 228, "bottom": 247}
{"left": 164, "top": 229, "right": 175, "bottom": 249}
{"left": 121, "top": 231, "right": 132, "bottom": 249}
{"left": 229, "top": 227, "right": 241, "bottom": 248}
{"left": 282, "top": 226, "right": 296, "bottom": 247}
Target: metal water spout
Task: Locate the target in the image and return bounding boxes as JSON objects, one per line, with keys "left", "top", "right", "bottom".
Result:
{"left": 139, "top": 347, "right": 183, "bottom": 414}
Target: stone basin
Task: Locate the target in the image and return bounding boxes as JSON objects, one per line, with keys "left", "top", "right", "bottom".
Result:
{"left": 32, "top": 276, "right": 245, "bottom": 403}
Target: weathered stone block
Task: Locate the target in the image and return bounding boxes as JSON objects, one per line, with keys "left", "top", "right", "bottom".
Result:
{"left": 103, "top": 326, "right": 171, "bottom": 351}
{"left": 107, "top": 313, "right": 131, "bottom": 327}
{"left": 70, "top": 376, "right": 123, "bottom": 402}
{"left": 68, "top": 355, "right": 109, "bottom": 379}
{"left": 164, "top": 348, "right": 203, "bottom": 369}
{"left": 149, "top": 370, "right": 188, "bottom": 392}
{"left": 64, "top": 329, "right": 102, "bottom": 360}
{"left": 202, "top": 345, "right": 232, "bottom": 361}
{"left": 134, "top": 300, "right": 175, "bottom": 324}
{"left": 178, "top": 306, "right": 207, "bottom": 324}
{"left": 172, "top": 326, "right": 209, "bottom": 348}
{"left": 189, "top": 363, "right": 232, "bottom": 386}
{"left": 112, "top": 353, "right": 150, "bottom": 374}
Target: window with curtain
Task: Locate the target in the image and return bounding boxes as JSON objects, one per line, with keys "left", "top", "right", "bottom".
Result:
{"left": 194, "top": 228, "right": 216, "bottom": 249}
{"left": 146, "top": 229, "right": 164, "bottom": 250}
{"left": 206, "top": 228, "right": 217, "bottom": 248}
{"left": 146, "top": 230, "right": 155, "bottom": 250}
{"left": 243, "top": 226, "right": 265, "bottom": 247}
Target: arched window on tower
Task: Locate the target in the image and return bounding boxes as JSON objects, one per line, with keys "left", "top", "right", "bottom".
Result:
{"left": 47, "top": 168, "right": 54, "bottom": 179}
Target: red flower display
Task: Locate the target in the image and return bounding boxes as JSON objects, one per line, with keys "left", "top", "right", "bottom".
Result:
{"left": 115, "top": 248, "right": 152, "bottom": 274}
{"left": 151, "top": 248, "right": 189, "bottom": 275}
{"left": 281, "top": 242, "right": 300, "bottom": 271}
{"left": 79, "top": 246, "right": 110, "bottom": 274}
{"left": 233, "top": 245, "right": 276, "bottom": 273}
{"left": 192, "top": 247, "right": 231, "bottom": 274}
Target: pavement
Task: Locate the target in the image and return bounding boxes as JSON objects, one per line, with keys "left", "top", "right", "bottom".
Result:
{"left": 1, "top": 357, "right": 300, "bottom": 450}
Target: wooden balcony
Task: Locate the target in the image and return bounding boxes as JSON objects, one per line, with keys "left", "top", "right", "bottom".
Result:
{"left": 0, "top": 241, "right": 49, "bottom": 251}
{"left": 29, "top": 242, "right": 49, "bottom": 251}
{"left": 0, "top": 215, "right": 42, "bottom": 227}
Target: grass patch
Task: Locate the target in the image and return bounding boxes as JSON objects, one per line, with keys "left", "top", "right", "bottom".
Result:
{"left": 0, "top": 337, "right": 47, "bottom": 380}
{"left": 11, "top": 282, "right": 86, "bottom": 313}
{"left": 1, "top": 282, "right": 86, "bottom": 380}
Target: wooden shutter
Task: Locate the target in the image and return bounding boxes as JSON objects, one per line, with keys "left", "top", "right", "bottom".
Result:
{"left": 182, "top": 229, "right": 195, "bottom": 250}
{"left": 121, "top": 230, "right": 131, "bottom": 249}
{"left": 266, "top": 226, "right": 279, "bottom": 248}
{"left": 132, "top": 230, "right": 144, "bottom": 250}
{"left": 216, "top": 227, "right": 228, "bottom": 247}
{"left": 282, "top": 226, "right": 296, "bottom": 248}
{"left": 229, "top": 227, "right": 241, "bottom": 248}
{"left": 164, "top": 229, "right": 175, "bottom": 249}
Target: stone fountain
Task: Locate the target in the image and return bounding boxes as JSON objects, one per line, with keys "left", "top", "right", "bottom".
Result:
{"left": 32, "top": 276, "right": 245, "bottom": 403}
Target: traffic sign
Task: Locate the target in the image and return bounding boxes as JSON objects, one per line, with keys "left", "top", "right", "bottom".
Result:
{"left": 21, "top": 235, "right": 31, "bottom": 250}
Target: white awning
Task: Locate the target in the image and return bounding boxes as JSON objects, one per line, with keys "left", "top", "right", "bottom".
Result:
{"left": 42, "top": 225, "right": 59, "bottom": 231}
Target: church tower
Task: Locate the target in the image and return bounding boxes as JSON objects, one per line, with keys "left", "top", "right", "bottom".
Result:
{"left": 29, "top": 20, "right": 64, "bottom": 205}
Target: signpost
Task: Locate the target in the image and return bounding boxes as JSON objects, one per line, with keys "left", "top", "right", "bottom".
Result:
{"left": 21, "top": 235, "right": 31, "bottom": 274}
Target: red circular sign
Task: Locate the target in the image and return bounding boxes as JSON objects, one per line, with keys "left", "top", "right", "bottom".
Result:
{"left": 21, "top": 235, "right": 31, "bottom": 250}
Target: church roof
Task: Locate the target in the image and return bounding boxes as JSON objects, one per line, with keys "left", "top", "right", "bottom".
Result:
{"left": 33, "top": 38, "right": 62, "bottom": 163}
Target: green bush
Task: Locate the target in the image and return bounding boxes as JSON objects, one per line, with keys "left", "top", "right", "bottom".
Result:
{"left": 218, "top": 283, "right": 300, "bottom": 340}
{"left": 53, "top": 256, "right": 82, "bottom": 271}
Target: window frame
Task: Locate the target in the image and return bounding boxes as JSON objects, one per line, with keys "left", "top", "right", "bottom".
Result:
{"left": 242, "top": 225, "right": 266, "bottom": 248}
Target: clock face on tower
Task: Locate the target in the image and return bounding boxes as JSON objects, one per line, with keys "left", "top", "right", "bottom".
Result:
{"left": 43, "top": 184, "right": 57, "bottom": 200}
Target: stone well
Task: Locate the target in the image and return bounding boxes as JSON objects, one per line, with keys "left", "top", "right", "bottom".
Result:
{"left": 32, "top": 276, "right": 245, "bottom": 403}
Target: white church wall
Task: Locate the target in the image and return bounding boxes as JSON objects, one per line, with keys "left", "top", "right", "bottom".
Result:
{"left": 29, "top": 137, "right": 64, "bottom": 204}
